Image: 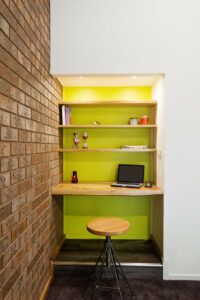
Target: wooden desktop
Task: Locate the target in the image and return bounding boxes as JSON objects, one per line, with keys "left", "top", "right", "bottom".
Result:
{"left": 52, "top": 182, "right": 163, "bottom": 197}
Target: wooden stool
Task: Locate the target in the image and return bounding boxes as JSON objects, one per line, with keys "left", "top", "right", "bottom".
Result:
{"left": 84, "top": 217, "right": 134, "bottom": 299}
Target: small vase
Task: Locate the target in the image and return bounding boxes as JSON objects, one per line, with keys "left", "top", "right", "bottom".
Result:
{"left": 71, "top": 171, "right": 78, "bottom": 183}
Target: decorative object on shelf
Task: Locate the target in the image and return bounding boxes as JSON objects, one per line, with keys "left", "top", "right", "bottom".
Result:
{"left": 140, "top": 115, "right": 149, "bottom": 125}
{"left": 129, "top": 117, "right": 138, "bottom": 125}
{"left": 92, "top": 120, "right": 101, "bottom": 125}
{"left": 73, "top": 131, "right": 80, "bottom": 148}
{"left": 82, "top": 132, "right": 88, "bottom": 149}
{"left": 71, "top": 171, "right": 78, "bottom": 183}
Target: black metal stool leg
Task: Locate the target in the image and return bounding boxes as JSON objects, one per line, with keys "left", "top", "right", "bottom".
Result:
{"left": 82, "top": 247, "right": 105, "bottom": 295}
{"left": 109, "top": 247, "right": 123, "bottom": 300}
{"left": 92, "top": 246, "right": 108, "bottom": 300}
{"left": 83, "top": 236, "right": 135, "bottom": 300}
{"left": 111, "top": 247, "right": 135, "bottom": 299}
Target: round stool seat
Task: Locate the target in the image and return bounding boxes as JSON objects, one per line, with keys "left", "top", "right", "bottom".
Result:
{"left": 87, "top": 217, "right": 129, "bottom": 237}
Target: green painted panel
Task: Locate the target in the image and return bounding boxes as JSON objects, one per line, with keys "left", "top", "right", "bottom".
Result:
{"left": 62, "top": 86, "right": 152, "bottom": 239}
{"left": 63, "top": 152, "right": 151, "bottom": 182}
{"left": 68, "top": 106, "right": 151, "bottom": 125}
{"left": 63, "top": 196, "right": 150, "bottom": 239}
{"left": 63, "top": 127, "right": 151, "bottom": 151}
{"left": 63, "top": 86, "right": 152, "bottom": 101}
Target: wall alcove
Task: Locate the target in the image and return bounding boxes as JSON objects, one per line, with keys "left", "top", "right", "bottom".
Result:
{"left": 52, "top": 74, "right": 164, "bottom": 266}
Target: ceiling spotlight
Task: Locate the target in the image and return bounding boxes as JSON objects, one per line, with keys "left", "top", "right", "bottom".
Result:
{"left": 131, "top": 76, "right": 137, "bottom": 79}
{"left": 78, "top": 76, "right": 83, "bottom": 79}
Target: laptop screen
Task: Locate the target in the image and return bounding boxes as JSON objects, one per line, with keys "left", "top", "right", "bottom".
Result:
{"left": 117, "top": 164, "right": 144, "bottom": 183}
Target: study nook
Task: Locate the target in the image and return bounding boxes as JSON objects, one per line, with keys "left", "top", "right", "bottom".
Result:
{"left": 52, "top": 81, "right": 164, "bottom": 270}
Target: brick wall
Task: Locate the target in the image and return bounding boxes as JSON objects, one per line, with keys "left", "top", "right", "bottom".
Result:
{"left": 0, "top": 0, "right": 63, "bottom": 299}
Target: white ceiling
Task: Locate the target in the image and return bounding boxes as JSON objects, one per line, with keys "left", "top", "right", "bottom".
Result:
{"left": 56, "top": 74, "right": 163, "bottom": 87}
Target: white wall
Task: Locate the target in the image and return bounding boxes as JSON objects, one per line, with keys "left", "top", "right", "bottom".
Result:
{"left": 51, "top": 0, "right": 200, "bottom": 280}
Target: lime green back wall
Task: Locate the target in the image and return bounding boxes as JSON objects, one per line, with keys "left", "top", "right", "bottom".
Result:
{"left": 63, "top": 86, "right": 152, "bottom": 239}
{"left": 63, "top": 86, "right": 151, "bottom": 101}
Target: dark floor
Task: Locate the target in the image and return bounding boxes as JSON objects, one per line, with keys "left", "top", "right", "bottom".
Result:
{"left": 46, "top": 266, "right": 200, "bottom": 300}
{"left": 54, "top": 239, "right": 162, "bottom": 265}
{"left": 47, "top": 240, "right": 200, "bottom": 299}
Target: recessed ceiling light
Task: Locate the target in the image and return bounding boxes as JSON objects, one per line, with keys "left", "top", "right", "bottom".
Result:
{"left": 78, "top": 76, "right": 83, "bottom": 79}
{"left": 131, "top": 76, "right": 137, "bottom": 79}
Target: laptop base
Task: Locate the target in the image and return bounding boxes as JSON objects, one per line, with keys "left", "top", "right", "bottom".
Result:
{"left": 111, "top": 182, "right": 143, "bottom": 188}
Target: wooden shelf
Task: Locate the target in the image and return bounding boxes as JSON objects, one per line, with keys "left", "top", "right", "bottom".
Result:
{"left": 58, "top": 100, "right": 157, "bottom": 107}
{"left": 59, "top": 124, "right": 157, "bottom": 128}
{"left": 52, "top": 182, "right": 163, "bottom": 196}
{"left": 58, "top": 148, "right": 157, "bottom": 153}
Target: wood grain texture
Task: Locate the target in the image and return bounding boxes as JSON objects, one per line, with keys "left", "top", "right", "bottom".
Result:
{"left": 87, "top": 217, "right": 129, "bottom": 236}
{"left": 58, "top": 148, "right": 157, "bottom": 153}
{"left": 58, "top": 100, "right": 157, "bottom": 107}
{"left": 51, "top": 182, "right": 163, "bottom": 196}
{"left": 58, "top": 124, "right": 157, "bottom": 128}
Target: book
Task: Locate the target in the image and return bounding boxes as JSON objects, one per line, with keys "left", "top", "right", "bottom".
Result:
{"left": 61, "top": 105, "right": 66, "bottom": 125}
{"left": 65, "top": 106, "right": 71, "bottom": 125}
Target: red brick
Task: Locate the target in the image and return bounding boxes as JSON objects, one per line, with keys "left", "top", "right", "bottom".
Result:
{"left": 31, "top": 132, "right": 41, "bottom": 143}
{"left": 26, "top": 165, "right": 37, "bottom": 178}
{"left": 25, "top": 143, "right": 36, "bottom": 154}
{"left": 19, "top": 178, "right": 32, "bottom": 194}
{"left": 12, "top": 271, "right": 26, "bottom": 299}
{"left": 31, "top": 110, "right": 41, "bottom": 122}
{"left": 1, "top": 212, "right": 19, "bottom": 235}
{"left": 0, "top": 94, "right": 18, "bottom": 114}
{"left": 18, "top": 78, "right": 31, "bottom": 96}
{"left": 11, "top": 114, "right": 26, "bottom": 129}
{"left": 11, "top": 219, "right": 27, "bottom": 242}
{"left": 0, "top": 56, "right": 19, "bottom": 88}
{"left": 1, "top": 126, "right": 18, "bottom": 141}
{"left": 19, "top": 129, "right": 31, "bottom": 142}
{"left": 25, "top": 119, "right": 36, "bottom": 131}
{"left": 0, "top": 78, "right": 10, "bottom": 97}
{"left": 0, "top": 203, "right": 12, "bottom": 223}
{"left": 10, "top": 168, "right": 25, "bottom": 184}
{"left": 1, "top": 266, "right": 21, "bottom": 298}
{"left": 0, "top": 142, "right": 10, "bottom": 157}
{"left": 2, "top": 238, "right": 20, "bottom": 269}
{"left": 32, "top": 190, "right": 49, "bottom": 210}
{"left": 10, "top": 86, "right": 26, "bottom": 104}
{"left": 0, "top": 109, "right": 10, "bottom": 126}
{"left": 18, "top": 155, "right": 31, "bottom": 168}
{"left": 0, "top": 232, "right": 11, "bottom": 253}
{"left": 18, "top": 103, "right": 31, "bottom": 118}
{"left": 0, "top": 14, "right": 10, "bottom": 36}
{"left": 12, "top": 243, "right": 28, "bottom": 271}
{"left": 0, "top": 261, "right": 12, "bottom": 289}
{"left": 12, "top": 194, "right": 26, "bottom": 213}
{"left": 37, "top": 144, "right": 46, "bottom": 153}
{"left": 0, "top": 157, "right": 18, "bottom": 172}
{"left": 11, "top": 142, "right": 25, "bottom": 155}
{"left": 19, "top": 202, "right": 31, "bottom": 220}
{"left": 0, "top": 184, "right": 19, "bottom": 205}
{"left": 32, "top": 174, "right": 42, "bottom": 187}
{"left": 25, "top": 95, "right": 37, "bottom": 110}
{"left": 0, "top": 172, "right": 10, "bottom": 189}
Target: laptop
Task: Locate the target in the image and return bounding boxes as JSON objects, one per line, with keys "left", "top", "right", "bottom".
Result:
{"left": 111, "top": 164, "right": 144, "bottom": 188}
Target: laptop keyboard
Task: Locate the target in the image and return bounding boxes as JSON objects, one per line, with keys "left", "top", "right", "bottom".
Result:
{"left": 111, "top": 182, "right": 143, "bottom": 188}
